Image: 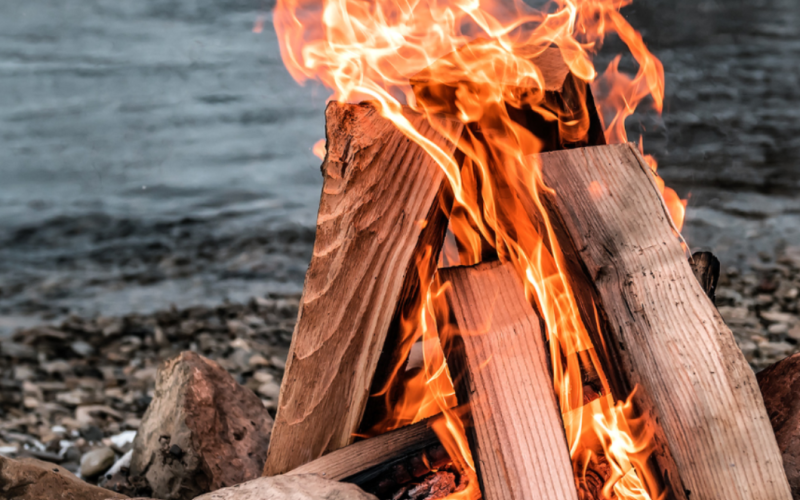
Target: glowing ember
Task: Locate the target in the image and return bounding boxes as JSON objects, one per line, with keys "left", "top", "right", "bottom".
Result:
{"left": 273, "top": 0, "right": 687, "bottom": 498}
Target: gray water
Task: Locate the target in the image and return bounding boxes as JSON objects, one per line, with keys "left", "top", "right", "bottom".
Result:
{"left": 1, "top": 0, "right": 799, "bottom": 332}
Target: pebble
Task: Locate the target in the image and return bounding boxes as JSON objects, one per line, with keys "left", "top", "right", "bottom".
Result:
{"left": 0, "top": 294, "right": 296, "bottom": 488}
{"left": 715, "top": 247, "right": 800, "bottom": 370}
{"left": 80, "top": 446, "right": 116, "bottom": 478}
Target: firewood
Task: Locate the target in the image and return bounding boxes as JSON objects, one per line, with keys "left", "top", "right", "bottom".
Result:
{"left": 285, "top": 418, "right": 439, "bottom": 482}
{"left": 690, "top": 251, "right": 720, "bottom": 304}
{"left": 538, "top": 143, "right": 791, "bottom": 500}
{"left": 412, "top": 45, "right": 605, "bottom": 151}
{"left": 263, "top": 102, "right": 463, "bottom": 476}
{"left": 440, "top": 261, "right": 579, "bottom": 500}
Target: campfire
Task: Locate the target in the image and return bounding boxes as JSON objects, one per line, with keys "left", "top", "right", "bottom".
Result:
{"left": 260, "top": 0, "right": 791, "bottom": 499}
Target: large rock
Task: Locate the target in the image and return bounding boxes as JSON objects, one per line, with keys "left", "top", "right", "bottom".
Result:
{"left": 757, "top": 353, "right": 800, "bottom": 496}
{"left": 0, "top": 455, "right": 128, "bottom": 500}
{"left": 129, "top": 351, "right": 273, "bottom": 500}
{"left": 193, "top": 474, "right": 377, "bottom": 499}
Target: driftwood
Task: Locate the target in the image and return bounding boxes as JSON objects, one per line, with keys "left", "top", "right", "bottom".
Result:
{"left": 441, "top": 261, "right": 579, "bottom": 500}
{"left": 538, "top": 143, "right": 791, "bottom": 500}
{"left": 690, "top": 251, "right": 720, "bottom": 304}
{"left": 263, "top": 103, "right": 463, "bottom": 476}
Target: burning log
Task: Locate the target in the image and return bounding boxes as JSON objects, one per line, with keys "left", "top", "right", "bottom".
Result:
{"left": 538, "top": 143, "right": 791, "bottom": 499}
{"left": 440, "top": 261, "right": 579, "bottom": 500}
{"left": 263, "top": 102, "right": 463, "bottom": 476}
{"left": 285, "top": 418, "right": 439, "bottom": 482}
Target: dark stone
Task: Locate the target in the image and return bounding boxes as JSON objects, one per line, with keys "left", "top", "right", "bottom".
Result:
{"left": 757, "top": 353, "right": 800, "bottom": 496}
{"left": 80, "top": 425, "right": 104, "bottom": 442}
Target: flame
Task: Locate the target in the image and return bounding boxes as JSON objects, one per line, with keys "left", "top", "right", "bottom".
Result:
{"left": 312, "top": 138, "right": 327, "bottom": 160}
{"left": 273, "top": 0, "right": 687, "bottom": 498}
{"left": 253, "top": 14, "right": 265, "bottom": 34}
{"left": 593, "top": 57, "right": 687, "bottom": 231}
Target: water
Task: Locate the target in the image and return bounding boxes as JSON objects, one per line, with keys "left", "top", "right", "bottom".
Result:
{"left": 1, "top": 0, "right": 799, "bottom": 331}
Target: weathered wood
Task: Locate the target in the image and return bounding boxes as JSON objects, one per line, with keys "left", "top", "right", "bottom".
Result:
{"left": 285, "top": 419, "right": 438, "bottom": 482}
{"left": 538, "top": 143, "right": 791, "bottom": 500}
{"left": 440, "top": 261, "right": 579, "bottom": 500}
{"left": 690, "top": 251, "right": 720, "bottom": 304}
{"left": 263, "top": 102, "right": 462, "bottom": 476}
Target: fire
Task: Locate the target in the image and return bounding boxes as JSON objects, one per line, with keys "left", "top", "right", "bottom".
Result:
{"left": 311, "top": 138, "right": 327, "bottom": 160}
{"left": 273, "top": 0, "right": 686, "bottom": 498}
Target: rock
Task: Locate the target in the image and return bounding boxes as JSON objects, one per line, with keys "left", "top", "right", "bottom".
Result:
{"left": 71, "top": 340, "right": 96, "bottom": 357}
{"left": 758, "top": 354, "right": 800, "bottom": 497}
{"left": 0, "top": 455, "right": 127, "bottom": 500}
{"left": 739, "top": 339, "right": 758, "bottom": 362}
{"left": 256, "top": 381, "right": 280, "bottom": 400}
{"left": 129, "top": 351, "right": 273, "bottom": 500}
{"left": 191, "top": 474, "right": 377, "bottom": 500}
{"left": 760, "top": 341, "right": 795, "bottom": 359}
{"left": 788, "top": 325, "right": 800, "bottom": 342}
{"left": 769, "top": 323, "right": 791, "bottom": 336}
{"left": 81, "top": 447, "right": 116, "bottom": 478}
{"left": 1, "top": 341, "right": 37, "bottom": 360}
{"left": 81, "top": 425, "right": 105, "bottom": 442}
{"left": 761, "top": 311, "right": 799, "bottom": 325}
{"left": 76, "top": 405, "right": 123, "bottom": 426}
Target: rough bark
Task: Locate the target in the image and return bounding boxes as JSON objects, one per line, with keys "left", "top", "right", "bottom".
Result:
{"left": 264, "top": 102, "right": 462, "bottom": 476}
{"left": 538, "top": 143, "right": 791, "bottom": 500}
{"left": 440, "top": 261, "right": 579, "bottom": 500}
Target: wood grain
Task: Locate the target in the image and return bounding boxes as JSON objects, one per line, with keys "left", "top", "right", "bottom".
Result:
{"left": 263, "top": 102, "right": 462, "bottom": 476}
{"left": 440, "top": 261, "right": 579, "bottom": 500}
{"left": 285, "top": 418, "right": 437, "bottom": 482}
{"left": 539, "top": 143, "right": 791, "bottom": 500}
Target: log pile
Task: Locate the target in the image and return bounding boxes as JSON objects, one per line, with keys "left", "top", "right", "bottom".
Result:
{"left": 261, "top": 46, "right": 793, "bottom": 500}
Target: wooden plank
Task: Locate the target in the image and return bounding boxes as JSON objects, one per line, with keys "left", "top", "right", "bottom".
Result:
{"left": 263, "top": 102, "right": 462, "bottom": 476}
{"left": 285, "top": 419, "right": 438, "bottom": 482}
{"left": 440, "top": 261, "right": 579, "bottom": 500}
{"left": 538, "top": 143, "right": 791, "bottom": 500}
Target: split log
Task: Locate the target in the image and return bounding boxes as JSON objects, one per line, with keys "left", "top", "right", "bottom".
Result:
{"left": 538, "top": 143, "right": 791, "bottom": 500}
{"left": 263, "top": 103, "right": 463, "bottom": 476}
{"left": 690, "top": 251, "right": 720, "bottom": 304}
{"left": 440, "top": 261, "right": 579, "bottom": 500}
{"left": 285, "top": 418, "right": 439, "bottom": 482}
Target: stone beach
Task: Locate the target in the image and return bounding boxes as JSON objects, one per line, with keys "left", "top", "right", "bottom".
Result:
{"left": 0, "top": 293, "right": 297, "bottom": 489}
{"left": 3, "top": 247, "right": 800, "bottom": 494}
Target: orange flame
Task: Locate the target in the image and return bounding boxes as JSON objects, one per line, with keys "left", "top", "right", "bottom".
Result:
{"left": 276, "top": 0, "right": 686, "bottom": 498}
{"left": 312, "top": 138, "right": 327, "bottom": 160}
{"left": 593, "top": 57, "right": 687, "bottom": 231}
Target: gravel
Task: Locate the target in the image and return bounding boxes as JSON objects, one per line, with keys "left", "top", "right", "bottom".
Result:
{"left": 0, "top": 293, "right": 298, "bottom": 484}
{"left": 3, "top": 246, "right": 800, "bottom": 489}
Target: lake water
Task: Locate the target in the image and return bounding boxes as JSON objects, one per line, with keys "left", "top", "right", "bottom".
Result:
{"left": 1, "top": 0, "right": 799, "bottom": 331}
